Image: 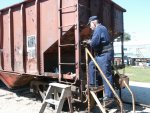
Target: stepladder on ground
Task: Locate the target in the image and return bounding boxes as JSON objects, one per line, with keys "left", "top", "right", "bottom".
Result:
{"left": 39, "top": 82, "right": 73, "bottom": 113}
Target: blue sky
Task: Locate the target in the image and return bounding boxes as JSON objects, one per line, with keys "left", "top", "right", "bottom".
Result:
{"left": 0, "top": 0, "right": 150, "bottom": 41}
{"left": 113, "top": 0, "right": 150, "bottom": 41}
{"left": 0, "top": 0, "right": 23, "bottom": 10}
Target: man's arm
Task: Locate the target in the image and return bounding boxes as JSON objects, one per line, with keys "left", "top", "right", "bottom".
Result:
{"left": 90, "top": 29, "right": 101, "bottom": 49}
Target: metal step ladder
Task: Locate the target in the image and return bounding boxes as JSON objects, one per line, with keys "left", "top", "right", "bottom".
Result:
{"left": 39, "top": 83, "right": 73, "bottom": 113}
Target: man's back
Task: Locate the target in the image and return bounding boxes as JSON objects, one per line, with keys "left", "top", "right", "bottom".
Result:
{"left": 90, "top": 24, "right": 111, "bottom": 53}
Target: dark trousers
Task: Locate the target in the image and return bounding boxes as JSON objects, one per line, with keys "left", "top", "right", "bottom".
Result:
{"left": 88, "top": 50, "right": 114, "bottom": 98}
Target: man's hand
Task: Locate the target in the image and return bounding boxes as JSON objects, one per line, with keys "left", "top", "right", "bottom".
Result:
{"left": 82, "top": 39, "right": 91, "bottom": 45}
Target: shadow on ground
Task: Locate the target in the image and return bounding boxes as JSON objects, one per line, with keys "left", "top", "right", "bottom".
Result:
{"left": 1, "top": 80, "right": 150, "bottom": 112}
{"left": 121, "top": 85, "right": 150, "bottom": 112}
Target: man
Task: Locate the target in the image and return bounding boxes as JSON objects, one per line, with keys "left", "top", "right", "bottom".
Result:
{"left": 85, "top": 16, "right": 114, "bottom": 101}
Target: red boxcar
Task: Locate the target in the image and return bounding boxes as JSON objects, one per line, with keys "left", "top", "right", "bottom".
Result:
{"left": 0, "top": 0, "right": 125, "bottom": 89}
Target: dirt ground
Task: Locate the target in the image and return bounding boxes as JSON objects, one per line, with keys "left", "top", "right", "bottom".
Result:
{"left": 0, "top": 81, "right": 150, "bottom": 113}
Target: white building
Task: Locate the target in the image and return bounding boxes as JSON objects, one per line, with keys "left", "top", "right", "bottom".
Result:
{"left": 114, "top": 41, "right": 150, "bottom": 66}
{"left": 114, "top": 41, "right": 150, "bottom": 59}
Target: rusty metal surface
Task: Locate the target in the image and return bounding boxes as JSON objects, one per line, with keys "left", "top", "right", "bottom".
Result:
{"left": 2, "top": 10, "right": 12, "bottom": 71}
{"left": 0, "top": 12, "right": 3, "bottom": 70}
{"left": 79, "top": 0, "right": 125, "bottom": 39}
{"left": 13, "top": 7, "right": 24, "bottom": 73}
{"left": 25, "top": 1, "right": 37, "bottom": 74}
{"left": 0, "top": 72, "right": 34, "bottom": 88}
{"left": 0, "top": 0, "right": 125, "bottom": 88}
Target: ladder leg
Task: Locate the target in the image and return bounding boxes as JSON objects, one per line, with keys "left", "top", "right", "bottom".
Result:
{"left": 68, "top": 97, "right": 73, "bottom": 113}
{"left": 45, "top": 86, "right": 53, "bottom": 99}
{"left": 39, "top": 86, "right": 53, "bottom": 113}
{"left": 54, "top": 88, "right": 59, "bottom": 109}
{"left": 55, "top": 89, "right": 65, "bottom": 113}
{"left": 39, "top": 102, "right": 48, "bottom": 113}
{"left": 56, "top": 98, "right": 65, "bottom": 113}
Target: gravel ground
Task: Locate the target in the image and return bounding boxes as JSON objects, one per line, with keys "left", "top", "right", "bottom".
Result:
{"left": 0, "top": 81, "right": 150, "bottom": 113}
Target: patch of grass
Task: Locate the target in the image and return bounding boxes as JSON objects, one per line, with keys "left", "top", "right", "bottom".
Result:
{"left": 119, "top": 66, "right": 150, "bottom": 83}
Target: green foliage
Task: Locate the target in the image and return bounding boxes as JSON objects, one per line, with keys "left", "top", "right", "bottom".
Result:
{"left": 116, "top": 32, "right": 131, "bottom": 42}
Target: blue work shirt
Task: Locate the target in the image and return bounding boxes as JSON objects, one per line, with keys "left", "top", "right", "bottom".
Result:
{"left": 90, "top": 24, "right": 110, "bottom": 52}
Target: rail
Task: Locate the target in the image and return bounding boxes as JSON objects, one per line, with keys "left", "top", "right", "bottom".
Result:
{"left": 85, "top": 47, "right": 123, "bottom": 113}
{"left": 112, "top": 64, "right": 135, "bottom": 113}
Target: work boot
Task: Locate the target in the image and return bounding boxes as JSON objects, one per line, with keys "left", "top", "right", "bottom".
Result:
{"left": 103, "top": 97, "right": 115, "bottom": 109}
{"left": 85, "top": 84, "right": 98, "bottom": 90}
{"left": 103, "top": 96, "right": 114, "bottom": 102}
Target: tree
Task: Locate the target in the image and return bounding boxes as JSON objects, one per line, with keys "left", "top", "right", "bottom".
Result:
{"left": 115, "top": 32, "right": 131, "bottom": 42}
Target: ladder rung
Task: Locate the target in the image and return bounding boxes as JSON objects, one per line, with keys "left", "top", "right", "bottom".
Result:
{"left": 81, "top": 63, "right": 86, "bottom": 65}
{"left": 49, "top": 83, "right": 71, "bottom": 89}
{"left": 107, "top": 108, "right": 118, "bottom": 113}
{"left": 62, "top": 31, "right": 67, "bottom": 32}
{"left": 58, "top": 5, "right": 77, "bottom": 11}
{"left": 45, "top": 99, "right": 59, "bottom": 106}
{"left": 59, "top": 44, "right": 76, "bottom": 47}
{"left": 103, "top": 99, "right": 115, "bottom": 108}
{"left": 58, "top": 24, "right": 76, "bottom": 29}
{"left": 59, "top": 63, "right": 77, "bottom": 65}
{"left": 91, "top": 86, "right": 104, "bottom": 93}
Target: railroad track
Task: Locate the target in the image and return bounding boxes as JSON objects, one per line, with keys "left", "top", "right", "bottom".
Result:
{"left": 0, "top": 81, "right": 75, "bottom": 113}
{"left": 0, "top": 81, "right": 150, "bottom": 113}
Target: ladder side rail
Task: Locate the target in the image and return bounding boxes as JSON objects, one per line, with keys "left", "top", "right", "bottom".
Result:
{"left": 58, "top": 0, "right": 62, "bottom": 82}
{"left": 39, "top": 102, "right": 48, "bottom": 113}
{"left": 75, "top": 0, "right": 80, "bottom": 80}
{"left": 55, "top": 89, "right": 65, "bottom": 113}
{"left": 45, "top": 85, "right": 53, "bottom": 99}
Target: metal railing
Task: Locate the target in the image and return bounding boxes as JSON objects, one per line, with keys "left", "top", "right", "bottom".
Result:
{"left": 112, "top": 64, "right": 135, "bottom": 113}
{"left": 85, "top": 47, "right": 123, "bottom": 113}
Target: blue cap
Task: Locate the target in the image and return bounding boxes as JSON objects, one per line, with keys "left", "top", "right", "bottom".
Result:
{"left": 87, "top": 16, "right": 98, "bottom": 25}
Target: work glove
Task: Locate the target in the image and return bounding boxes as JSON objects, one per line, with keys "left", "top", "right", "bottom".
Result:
{"left": 82, "top": 39, "right": 91, "bottom": 45}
